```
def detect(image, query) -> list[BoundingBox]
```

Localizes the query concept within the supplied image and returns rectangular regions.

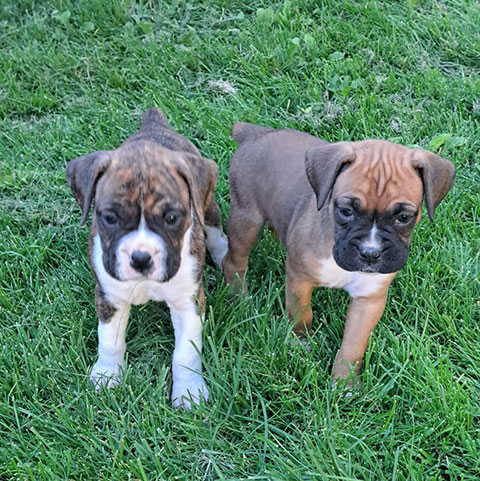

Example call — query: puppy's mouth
[123,271,152,281]
[358,265,380,273]
[333,245,385,273]
[114,260,180,283]
[128,263,154,278]
[118,267,171,283]
[356,251,384,273]
[116,273,170,284]
[339,260,383,274]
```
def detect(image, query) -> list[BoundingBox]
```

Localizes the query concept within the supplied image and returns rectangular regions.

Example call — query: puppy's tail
[141,108,168,130]
[231,122,274,144]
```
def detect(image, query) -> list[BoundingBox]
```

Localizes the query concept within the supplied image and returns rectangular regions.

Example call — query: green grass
[1,0,479,479]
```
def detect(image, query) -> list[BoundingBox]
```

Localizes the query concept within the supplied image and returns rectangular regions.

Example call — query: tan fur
[223,124,455,388]
[332,140,424,213]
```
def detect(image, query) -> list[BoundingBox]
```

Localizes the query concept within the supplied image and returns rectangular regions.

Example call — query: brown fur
[68,108,223,322]
[94,284,117,322]
[223,124,455,386]
[92,144,195,257]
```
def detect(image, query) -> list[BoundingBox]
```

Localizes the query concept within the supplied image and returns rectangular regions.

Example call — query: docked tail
[231,122,274,144]
[141,108,168,130]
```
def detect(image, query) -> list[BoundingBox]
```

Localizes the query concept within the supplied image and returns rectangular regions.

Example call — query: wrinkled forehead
[95,146,190,213]
[332,140,424,211]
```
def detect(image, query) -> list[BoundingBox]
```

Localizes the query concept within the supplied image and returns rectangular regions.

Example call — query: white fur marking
[317,257,353,288]
[361,222,381,250]
[204,225,228,267]
[90,304,130,389]
[344,271,389,298]
[116,217,167,281]
[93,227,197,306]
[317,256,389,298]
[92,225,207,407]
[169,300,209,408]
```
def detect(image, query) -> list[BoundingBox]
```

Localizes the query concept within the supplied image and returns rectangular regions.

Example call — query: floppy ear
[305,142,356,210]
[411,149,456,222]
[174,153,219,226]
[66,150,112,226]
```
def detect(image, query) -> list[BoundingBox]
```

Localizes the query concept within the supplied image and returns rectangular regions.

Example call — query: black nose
[130,250,152,272]
[358,245,382,264]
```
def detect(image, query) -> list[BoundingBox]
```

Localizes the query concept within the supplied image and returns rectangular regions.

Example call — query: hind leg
[222,204,264,295]
[204,196,228,268]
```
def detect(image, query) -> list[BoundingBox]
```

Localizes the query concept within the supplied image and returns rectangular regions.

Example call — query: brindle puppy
[67,108,227,407]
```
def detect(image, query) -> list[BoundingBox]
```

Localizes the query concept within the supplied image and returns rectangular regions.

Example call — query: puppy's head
[305,139,455,274]
[66,141,218,282]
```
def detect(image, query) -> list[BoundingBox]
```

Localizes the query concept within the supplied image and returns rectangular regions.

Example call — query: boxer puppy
[222,123,455,388]
[66,108,227,407]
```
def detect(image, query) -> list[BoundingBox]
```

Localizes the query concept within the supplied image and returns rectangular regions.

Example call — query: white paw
[171,375,209,409]
[205,226,228,268]
[90,360,124,389]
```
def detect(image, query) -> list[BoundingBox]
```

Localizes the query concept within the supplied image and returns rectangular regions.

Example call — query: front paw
[90,360,124,389]
[332,376,361,398]
[171,375,209,409]
[291,333,312,352]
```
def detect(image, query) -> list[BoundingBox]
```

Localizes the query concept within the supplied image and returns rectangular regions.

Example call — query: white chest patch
[93,227,198,309]
[316,256,390,298]
[317,257,353,288]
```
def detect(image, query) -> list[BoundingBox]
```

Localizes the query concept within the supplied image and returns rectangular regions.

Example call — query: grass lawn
[1,0,479,479]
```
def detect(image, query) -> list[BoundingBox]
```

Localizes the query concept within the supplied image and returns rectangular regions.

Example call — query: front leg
[332,291,389,388]
[90,285,131,389]
[286,274,315,339]
[169,297,209,408]
[285,259,315,339]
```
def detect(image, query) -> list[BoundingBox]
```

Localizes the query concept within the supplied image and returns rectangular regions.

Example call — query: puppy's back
[228,124,326,237]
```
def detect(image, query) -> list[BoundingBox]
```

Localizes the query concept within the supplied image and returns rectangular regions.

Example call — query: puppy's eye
[395,213,413,225]
[164,211,180,227]
[339,207,354,219]
[103,212,118,226]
